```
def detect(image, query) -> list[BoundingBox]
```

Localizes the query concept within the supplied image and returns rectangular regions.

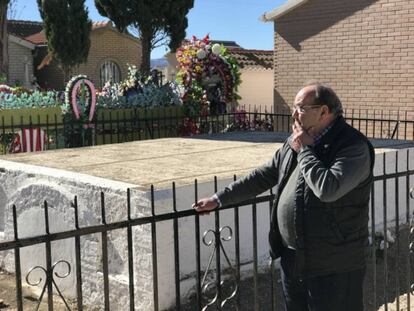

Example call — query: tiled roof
[8,20,113,46]
[227,48,273,70]
[179,38,272,70]
[92,21,112,29]
[25,31,47,45]
[210,40,242,49]
[7,20,43,38]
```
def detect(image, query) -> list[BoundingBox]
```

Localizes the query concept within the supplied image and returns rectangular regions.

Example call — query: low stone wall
[0,161,154,310]
[0,135,412,310]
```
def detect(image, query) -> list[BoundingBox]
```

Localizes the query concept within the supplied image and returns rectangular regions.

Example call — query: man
[193,82,375,311]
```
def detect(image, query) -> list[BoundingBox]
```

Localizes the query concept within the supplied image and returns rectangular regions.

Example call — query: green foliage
[0,89,59,109]
[181,82,204,117]
[94,0,194,73]
[38,0,92,72]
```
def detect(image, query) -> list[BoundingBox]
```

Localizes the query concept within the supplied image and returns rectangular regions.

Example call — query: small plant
[224,109,273,133]
[368,229,395,259]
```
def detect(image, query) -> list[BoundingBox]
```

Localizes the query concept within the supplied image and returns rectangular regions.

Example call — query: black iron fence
[0,108,413,154]
[0,150,413,310]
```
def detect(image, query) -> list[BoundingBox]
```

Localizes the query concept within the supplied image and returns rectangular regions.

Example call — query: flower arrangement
[368,229,395,260]
[64,74,87,111]
[63,75,97,124]
[176,34,241,117]
[97,64,183,109]
[0,84,14,94]
[178,117,199,136]
[61,75,98,147]
[0,84,59,110]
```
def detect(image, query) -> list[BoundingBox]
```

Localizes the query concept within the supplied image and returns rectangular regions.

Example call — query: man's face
[291,86,323,136]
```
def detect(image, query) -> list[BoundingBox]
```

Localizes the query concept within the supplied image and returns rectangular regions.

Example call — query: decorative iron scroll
[26,260,72,310]
[201,225,238,310]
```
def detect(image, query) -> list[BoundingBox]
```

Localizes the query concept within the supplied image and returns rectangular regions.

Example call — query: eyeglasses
[292,104,322,114]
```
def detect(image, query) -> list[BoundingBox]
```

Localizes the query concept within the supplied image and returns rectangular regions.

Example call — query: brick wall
[273,0,414,121]
[36,27,141,90]
[73,28,141,88]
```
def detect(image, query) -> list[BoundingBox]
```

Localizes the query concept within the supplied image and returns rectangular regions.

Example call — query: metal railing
[0,150,413,310]
[0,108,413,153]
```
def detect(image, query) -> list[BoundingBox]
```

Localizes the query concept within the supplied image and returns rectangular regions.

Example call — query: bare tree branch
[7,0,18,20]
[151,30,169,49]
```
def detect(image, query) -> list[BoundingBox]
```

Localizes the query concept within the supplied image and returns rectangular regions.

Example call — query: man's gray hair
[304,81,343,116]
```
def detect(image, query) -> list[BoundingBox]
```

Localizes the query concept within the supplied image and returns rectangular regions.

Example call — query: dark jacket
[217,116,375,278]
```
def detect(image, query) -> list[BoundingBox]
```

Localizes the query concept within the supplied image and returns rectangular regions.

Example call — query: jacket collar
[316,115,346,147]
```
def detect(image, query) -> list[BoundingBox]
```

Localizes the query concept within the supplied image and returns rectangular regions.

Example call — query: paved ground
[170,226,414,311]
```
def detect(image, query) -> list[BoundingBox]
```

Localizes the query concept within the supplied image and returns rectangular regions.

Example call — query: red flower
[202,34,210,44]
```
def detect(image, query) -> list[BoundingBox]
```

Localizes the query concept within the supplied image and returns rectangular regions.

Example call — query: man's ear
[320,105,329,117]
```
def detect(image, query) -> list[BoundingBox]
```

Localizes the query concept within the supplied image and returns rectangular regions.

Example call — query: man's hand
[289,121,314,152]
[192,197,218,215]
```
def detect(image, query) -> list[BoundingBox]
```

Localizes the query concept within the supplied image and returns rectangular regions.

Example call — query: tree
[0,0,10,81]
[37,0,92,79]
[95,0,194,74]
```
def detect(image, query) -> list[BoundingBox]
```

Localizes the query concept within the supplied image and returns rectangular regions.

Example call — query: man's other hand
[192,197,218,215]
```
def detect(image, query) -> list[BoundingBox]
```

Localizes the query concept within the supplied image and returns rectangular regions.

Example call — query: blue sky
[11,0,285,59]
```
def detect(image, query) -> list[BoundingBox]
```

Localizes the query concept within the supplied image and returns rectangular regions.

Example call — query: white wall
[151,178,272,308]
[151,148,414,308]
[8,40,34,88]
[0,147,413,310]
[238,69,274,113]
[371,149,414,231]
[0,161,154,310]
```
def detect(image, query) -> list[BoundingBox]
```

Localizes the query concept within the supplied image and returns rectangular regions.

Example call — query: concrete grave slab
[0,132,413,309]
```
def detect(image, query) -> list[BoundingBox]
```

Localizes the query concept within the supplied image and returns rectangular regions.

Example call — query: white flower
[205,44,211,50]
[196,49,207,59]
[212,43,221,55]
[379,240,385,250]
[386,230,395,243]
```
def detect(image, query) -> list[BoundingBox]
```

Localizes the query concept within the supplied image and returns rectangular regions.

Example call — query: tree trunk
[0,0,9,82]
[62,64,72,87]
[140,29,152,75]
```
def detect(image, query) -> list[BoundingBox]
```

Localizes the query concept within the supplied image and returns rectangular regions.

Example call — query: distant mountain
[151,58,169,68]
